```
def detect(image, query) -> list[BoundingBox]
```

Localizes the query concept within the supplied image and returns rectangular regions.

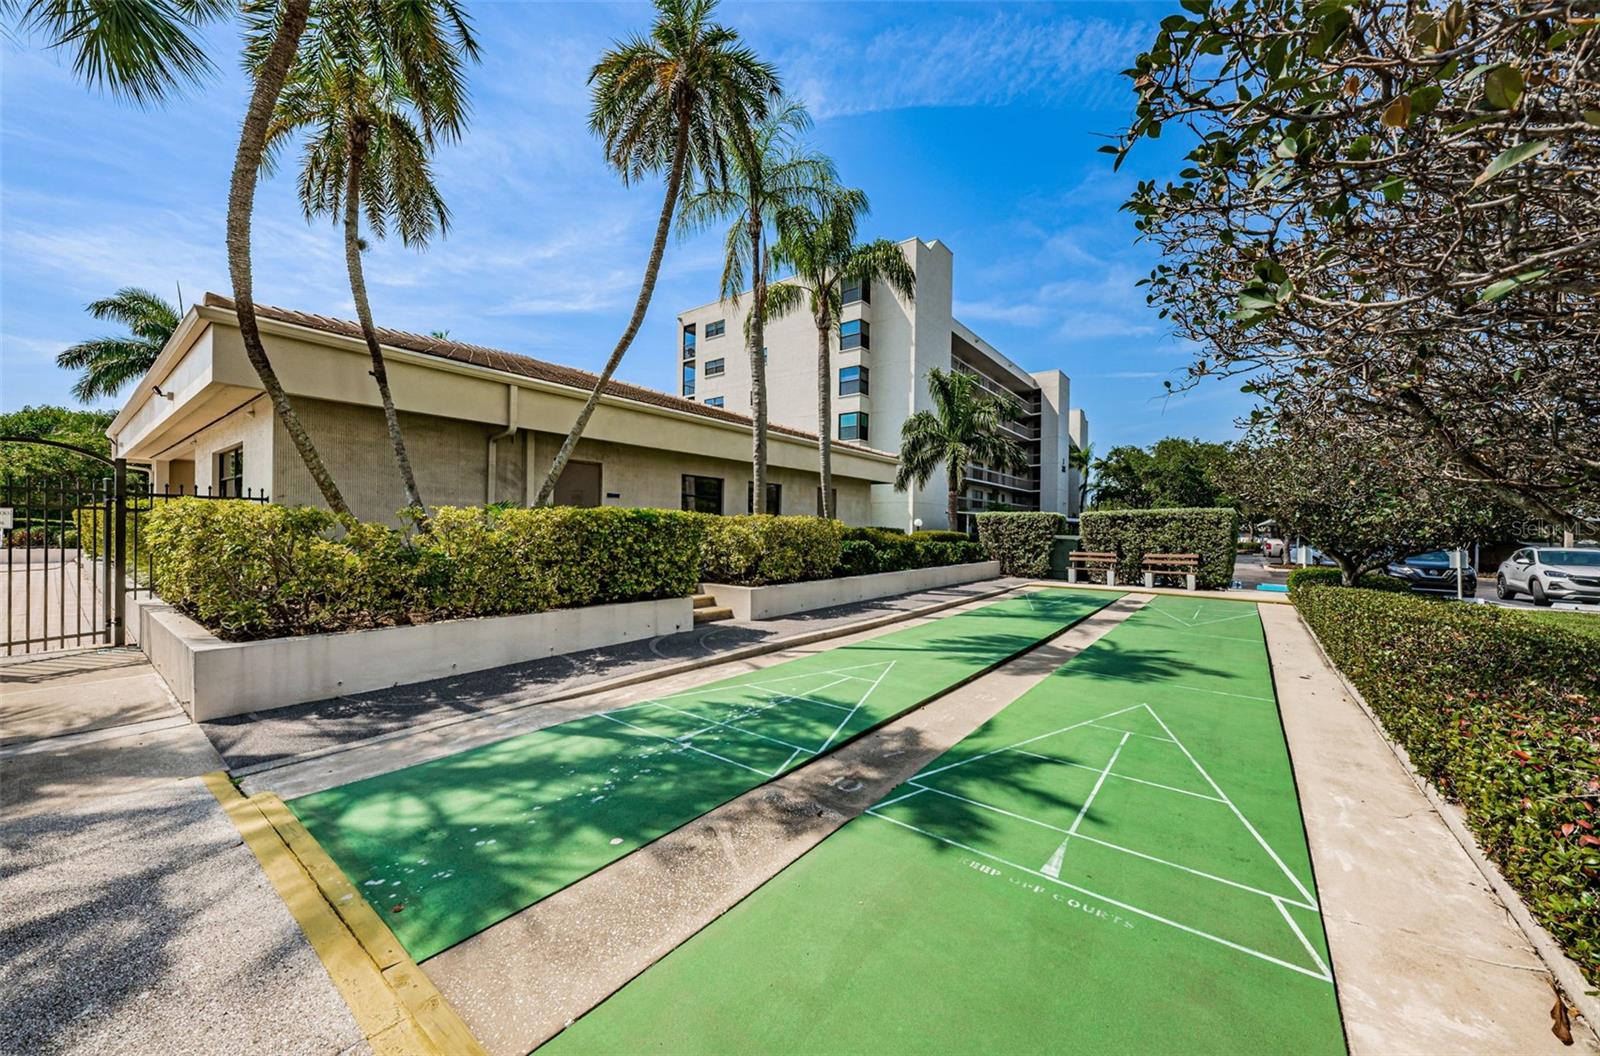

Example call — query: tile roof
[203,294,889,458]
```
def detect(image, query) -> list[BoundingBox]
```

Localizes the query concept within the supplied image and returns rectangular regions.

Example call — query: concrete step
[692,593,717,609]
[693,606,734,624]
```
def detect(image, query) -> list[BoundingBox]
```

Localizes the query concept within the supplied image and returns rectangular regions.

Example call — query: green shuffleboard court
[542,595,1346,1055]
[289,588,1116,961]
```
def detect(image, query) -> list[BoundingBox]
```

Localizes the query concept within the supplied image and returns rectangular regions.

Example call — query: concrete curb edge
[201,771,486,1055]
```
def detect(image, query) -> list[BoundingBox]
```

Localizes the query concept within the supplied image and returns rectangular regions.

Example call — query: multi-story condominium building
[676,237,1089,531]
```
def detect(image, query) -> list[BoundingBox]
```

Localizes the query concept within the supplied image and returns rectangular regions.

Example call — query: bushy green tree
[0,406,116,478]
[1090,437,1232,510]
[1227,428,1515,586]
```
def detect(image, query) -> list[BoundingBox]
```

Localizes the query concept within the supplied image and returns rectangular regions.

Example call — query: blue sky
[0,0,1250,451]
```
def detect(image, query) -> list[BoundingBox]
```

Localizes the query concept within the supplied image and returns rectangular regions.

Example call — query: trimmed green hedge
[1079,507,1238,589]
[698,514,844,587]
[975,512,1066,577]
[145,500,703,640]
[836,527,985,578]
[1295,586,1600,984]
[1286,567,1410,594]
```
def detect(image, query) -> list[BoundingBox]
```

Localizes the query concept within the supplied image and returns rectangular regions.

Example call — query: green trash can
[1049,534,1081,579]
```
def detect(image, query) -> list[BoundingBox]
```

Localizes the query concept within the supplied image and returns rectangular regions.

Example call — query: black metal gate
[1,439,265,656]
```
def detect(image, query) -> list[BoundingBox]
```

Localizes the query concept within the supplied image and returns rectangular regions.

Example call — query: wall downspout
[487,383,518,503]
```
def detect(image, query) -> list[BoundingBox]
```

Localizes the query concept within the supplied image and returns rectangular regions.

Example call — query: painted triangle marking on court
[1149,605,1259,630]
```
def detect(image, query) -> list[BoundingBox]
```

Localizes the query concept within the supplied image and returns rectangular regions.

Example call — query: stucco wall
[150,394,274,497]
[271,397,497,522]
[524,432,873,523]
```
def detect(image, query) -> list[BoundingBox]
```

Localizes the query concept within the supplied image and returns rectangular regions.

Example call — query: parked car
[1496,547,1600,606]
[1385,551,1476,594]
[1261,537,1286,561]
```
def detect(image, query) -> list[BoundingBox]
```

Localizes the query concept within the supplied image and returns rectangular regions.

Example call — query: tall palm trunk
[226,0,350,516]
[747,212,769,514]
[536,103,691,506]
[343,122,428,524]
[814,310,833,519]
[946,462,960,531]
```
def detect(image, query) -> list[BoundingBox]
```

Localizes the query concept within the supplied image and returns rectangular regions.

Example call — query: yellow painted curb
[203,772,485,1056]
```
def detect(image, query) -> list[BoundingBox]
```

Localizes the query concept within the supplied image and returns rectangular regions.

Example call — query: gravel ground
[203,579,1026,775]
[0,778,368,1056]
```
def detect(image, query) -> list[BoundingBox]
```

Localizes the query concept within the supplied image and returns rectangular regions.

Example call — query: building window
[705,396,725,408]
[682,324,696,359]
[838,411,869,442]
[216,445,244,497]
[705,358,725,377]
[746,481,782,514]
[682,363,695,397]
[681,474,723,514]
[839,365,869,396]
[842,278,871,305]
[840,318,869,350]
[705,319,726,339]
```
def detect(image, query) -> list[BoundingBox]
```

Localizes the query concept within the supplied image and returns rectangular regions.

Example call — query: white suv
[1496,547,1600,606]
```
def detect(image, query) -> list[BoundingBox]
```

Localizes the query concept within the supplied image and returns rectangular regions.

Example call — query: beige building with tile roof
[106,295,897,525]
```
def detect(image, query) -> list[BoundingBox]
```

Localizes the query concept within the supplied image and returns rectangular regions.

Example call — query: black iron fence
[1,454,268,655]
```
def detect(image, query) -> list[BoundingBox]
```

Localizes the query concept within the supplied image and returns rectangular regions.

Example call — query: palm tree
[894,367,1030,531]
[1,0,223,105]
[534,0,779,506]
[767,186,916,518]
[1069,440,1095,510]
[679,100,833,514]
[56,288,181,402]
[261,0,478,522]
[8,0,356,514]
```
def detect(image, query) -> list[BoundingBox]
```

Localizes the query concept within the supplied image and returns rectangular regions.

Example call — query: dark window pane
[705,396,724,407]
[839,365,869,395]
[838,412,869,442]
[681,363,696,397]
[746,481,782,514]
[681,474,723,514]
[705,358,725,377]
[705,319,726,338]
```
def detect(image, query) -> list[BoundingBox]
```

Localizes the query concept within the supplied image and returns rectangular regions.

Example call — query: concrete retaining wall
[134,596,693,721]
[703,561,1002,622]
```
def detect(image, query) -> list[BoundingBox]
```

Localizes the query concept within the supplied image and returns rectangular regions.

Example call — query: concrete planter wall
[704,560,1002,622]
[134,595,692,722]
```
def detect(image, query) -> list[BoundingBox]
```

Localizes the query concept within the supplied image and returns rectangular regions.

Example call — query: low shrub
[910,529,969,543]
[1286,567,1410,594]
[835,526,984,577]
[698,514,844,586]
[145,500,703,640]
[1079,507,1238,589]
[976,512,1066,577]
[1295,586,1600,984]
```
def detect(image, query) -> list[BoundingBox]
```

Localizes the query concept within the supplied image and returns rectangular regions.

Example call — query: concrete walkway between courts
[0,648,369,1056]
[1261,606,1598,1055]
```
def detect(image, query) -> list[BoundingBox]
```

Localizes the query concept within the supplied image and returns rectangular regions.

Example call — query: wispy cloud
[776,11,1148,119]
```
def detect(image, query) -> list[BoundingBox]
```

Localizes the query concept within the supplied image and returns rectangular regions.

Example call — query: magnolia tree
[1113,0,1600,532]
[1226,428,1515,584]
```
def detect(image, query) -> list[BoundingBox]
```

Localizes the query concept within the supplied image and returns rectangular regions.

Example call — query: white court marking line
[1150,605,1259,630]
[1275,897,1331,978]
[862,810,1333,984]
[1042,732,1130,878]
[811,660,896,756]
[1086,723,1175,743]
[631,674,854,711]
[642,664,889,706]
[594,712,778,778]
[1008,749,1225,802]
[638,700,813,754]
[1163,683,1275,704]
[912,705,1147,781]
[1142,706,1318,907]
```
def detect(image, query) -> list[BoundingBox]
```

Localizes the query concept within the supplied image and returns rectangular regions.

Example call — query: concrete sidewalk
[1261,605,1596,1055]
[0,649,369,1056]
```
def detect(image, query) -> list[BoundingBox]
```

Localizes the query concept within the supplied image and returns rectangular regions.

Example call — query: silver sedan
[1496,547,1600,606]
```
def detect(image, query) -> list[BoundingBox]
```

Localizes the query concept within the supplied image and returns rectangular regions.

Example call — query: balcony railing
[965,465,1040,491]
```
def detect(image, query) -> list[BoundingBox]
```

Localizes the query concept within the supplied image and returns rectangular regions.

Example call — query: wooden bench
[1141,553,1200,591]
[1067,550,1118,586]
